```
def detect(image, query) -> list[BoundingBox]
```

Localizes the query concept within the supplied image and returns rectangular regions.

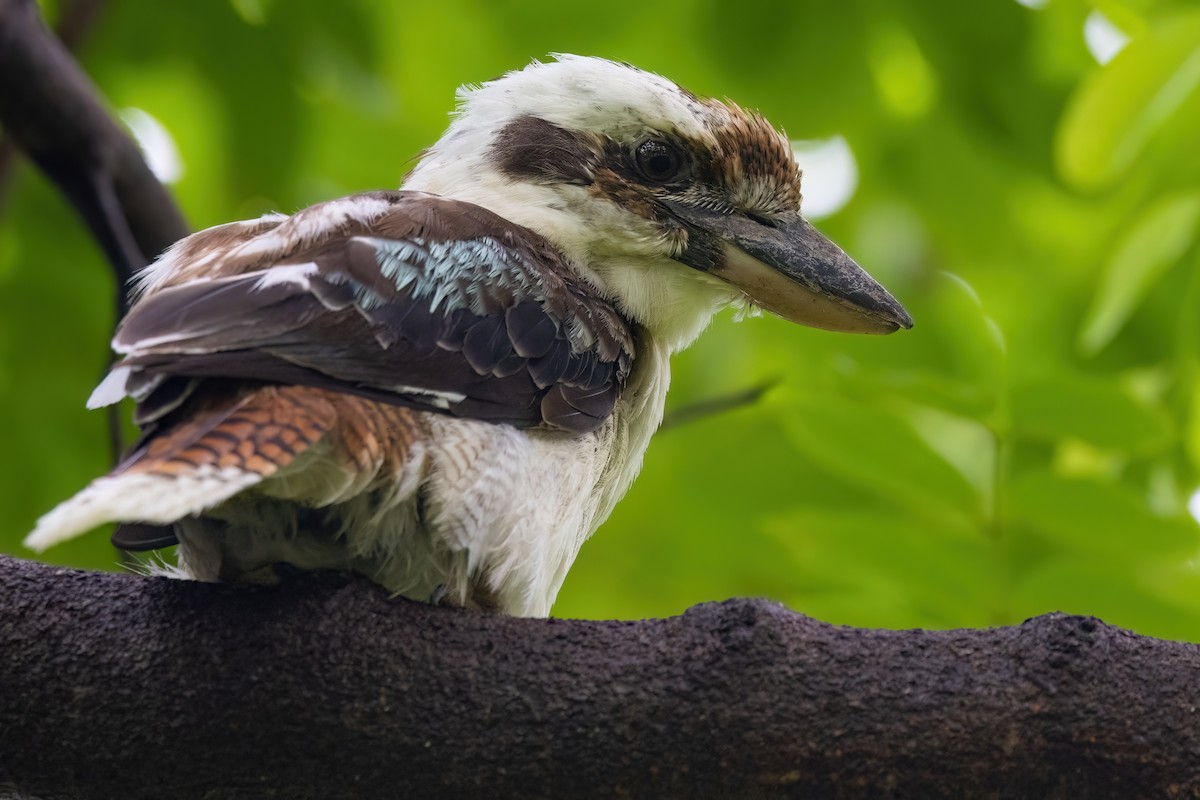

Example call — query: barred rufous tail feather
[24,386,335,552]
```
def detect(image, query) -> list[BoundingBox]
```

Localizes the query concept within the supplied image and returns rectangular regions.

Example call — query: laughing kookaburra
[26,55,911,616]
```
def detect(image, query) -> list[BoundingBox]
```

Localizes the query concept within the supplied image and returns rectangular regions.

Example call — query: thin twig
[660,378,779,431]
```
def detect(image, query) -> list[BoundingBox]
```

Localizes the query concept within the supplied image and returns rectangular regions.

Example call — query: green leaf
[1009,374,1172,453]
[928,272,1007,391]
[1013,558,1200,641]
[766,508,993,628]
[836,368,998,420]
[1010,471,1199,557]
[833,272,1005,421]
[557,409,851,621]
[1185,383,1200,471]
[1079,191,1200,355]
[771,391,983,526]
[1057,11,1200,189]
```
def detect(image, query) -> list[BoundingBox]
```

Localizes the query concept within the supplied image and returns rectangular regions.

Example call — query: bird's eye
[634,139,687,183]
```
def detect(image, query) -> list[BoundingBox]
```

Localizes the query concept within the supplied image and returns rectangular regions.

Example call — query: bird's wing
[96,190,635,436]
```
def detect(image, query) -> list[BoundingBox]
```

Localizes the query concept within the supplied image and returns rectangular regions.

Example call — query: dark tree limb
[0,0,111,215]
[0,0,188,310]
[1,555,1198,800]
[0,0,190,480]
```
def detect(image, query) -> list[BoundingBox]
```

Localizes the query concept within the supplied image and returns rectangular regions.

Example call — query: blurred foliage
[3,0,1200,637]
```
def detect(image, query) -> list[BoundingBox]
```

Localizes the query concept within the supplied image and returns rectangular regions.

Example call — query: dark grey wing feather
[527,338,573,389]
[461,316,510,374]
[559,383,618,417]
[505,302,559,358]
[104,192,634,435]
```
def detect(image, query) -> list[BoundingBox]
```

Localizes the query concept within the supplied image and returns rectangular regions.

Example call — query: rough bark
[0,0,188,307]
[1,554,1198,800]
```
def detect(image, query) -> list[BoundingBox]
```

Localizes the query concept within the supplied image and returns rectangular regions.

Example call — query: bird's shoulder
[107,191,635,434]
[145,191,591,302]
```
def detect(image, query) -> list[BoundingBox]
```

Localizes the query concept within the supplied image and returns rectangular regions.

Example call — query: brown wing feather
[112,386,424,551]
[109,191,634,436]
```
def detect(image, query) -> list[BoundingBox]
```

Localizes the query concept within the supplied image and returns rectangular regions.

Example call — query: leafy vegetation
[3,0,1199,637]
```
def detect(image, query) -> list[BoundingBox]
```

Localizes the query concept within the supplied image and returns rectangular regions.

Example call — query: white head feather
[404,55,742,351]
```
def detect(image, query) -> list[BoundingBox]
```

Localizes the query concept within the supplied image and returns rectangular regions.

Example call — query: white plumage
[26,56,910,616]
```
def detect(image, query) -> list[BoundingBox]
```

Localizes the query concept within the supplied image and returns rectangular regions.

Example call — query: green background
[4,0,1200,637]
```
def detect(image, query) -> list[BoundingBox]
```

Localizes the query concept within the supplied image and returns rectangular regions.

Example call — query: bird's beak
[665,202,913,334]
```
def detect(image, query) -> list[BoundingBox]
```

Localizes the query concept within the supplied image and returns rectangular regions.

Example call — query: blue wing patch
[103,193,634,435]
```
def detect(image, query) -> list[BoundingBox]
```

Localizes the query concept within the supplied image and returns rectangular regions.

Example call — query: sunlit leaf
[1013,559,1200,642]
[903,405,997,503]
[928,272,1007,391]
[836,367,997,420]
[1057,10,1200,189]
[1009,374,1172,453]
[868,24,937,120]
[1010,471,1199,557]
[1186,385,1200,472]
[1079,191,1200,355]
[766,508,993,629]
[834,272,1005,421]
[772,391,983,527]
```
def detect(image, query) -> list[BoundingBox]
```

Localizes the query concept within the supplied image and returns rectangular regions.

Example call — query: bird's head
[403,55,911,350]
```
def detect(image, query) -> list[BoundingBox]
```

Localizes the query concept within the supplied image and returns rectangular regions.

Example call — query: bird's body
[27,56,910,616]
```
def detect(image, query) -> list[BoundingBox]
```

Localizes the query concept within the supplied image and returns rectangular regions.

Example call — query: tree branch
[1,555,1197,799]
[0,0,111,216]
[0,0,187,310]
[0,0,190,484]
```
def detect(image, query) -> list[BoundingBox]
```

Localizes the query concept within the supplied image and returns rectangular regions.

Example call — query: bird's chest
[197,346,670,617]
[385,344,671,614]
[587,342,671,529]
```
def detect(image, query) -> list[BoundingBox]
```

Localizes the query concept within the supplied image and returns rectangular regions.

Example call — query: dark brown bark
[0,0,190,473]
[0,0,110,215]
[1,554,1198,800]
[0,0,187,309]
